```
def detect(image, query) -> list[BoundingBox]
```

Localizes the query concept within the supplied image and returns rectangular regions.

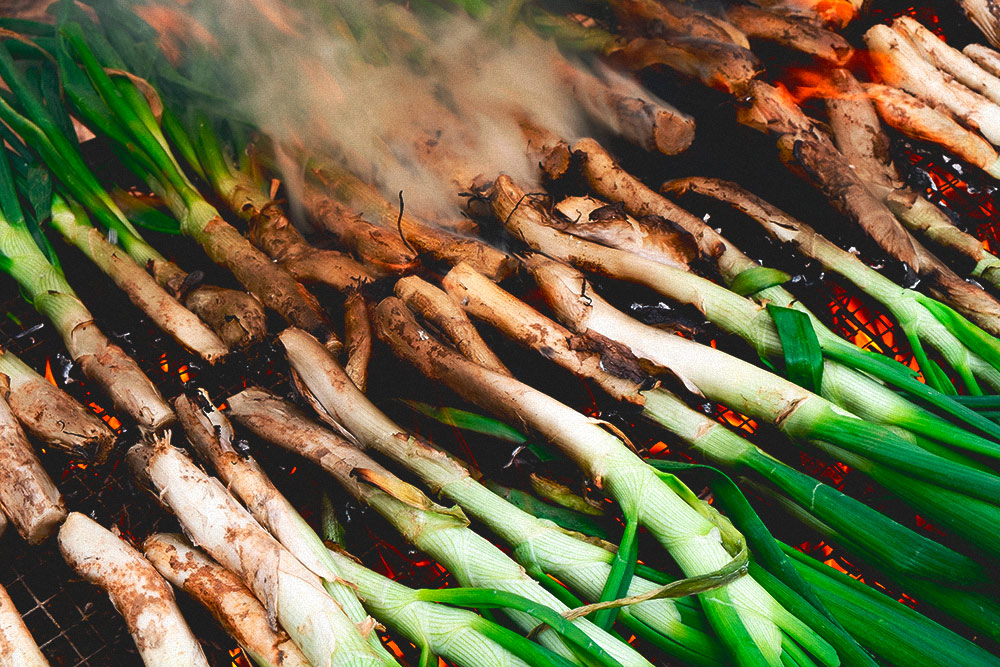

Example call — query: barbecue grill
[0,1,997,664]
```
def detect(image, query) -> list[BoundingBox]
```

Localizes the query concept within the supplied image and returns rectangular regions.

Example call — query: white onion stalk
[965,43,1000,78]
[226,383,652,667]
[0,581,47,666]
[57,512,209,667]
[865,24,1000,146]
[173,392,397,664]
[126,440,395,667]
[0,393,64,544]
[494,173,1000,456]
[367,302,837,667]
[893,16,1000,105]
[270,329,721,665]
[143,533,309,667]
[48,196,228,364]
[529,259,1000,502]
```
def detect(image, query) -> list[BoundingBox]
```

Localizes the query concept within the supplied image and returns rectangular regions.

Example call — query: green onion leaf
[591,513,638,629]
[767,305,823,393]
[918,295,1000,375]
[731,267,792,297]
[415,587,621,667]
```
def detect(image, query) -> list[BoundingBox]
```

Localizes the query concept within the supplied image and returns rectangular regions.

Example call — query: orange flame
[44,357,56,386]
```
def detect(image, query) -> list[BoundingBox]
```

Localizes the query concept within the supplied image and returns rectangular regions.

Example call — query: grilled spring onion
[126,439,399,667]
[224,385,651,667]
[273,329,724,667]
[661,177,1000,395]
[143,533,310,667]
[173,392,397,665]
[0,146,172,431]
[0,37,265,351]
[369,301,838,667]
[56,24,337,347]
[47,193,229,362]
[0,346,114,461]
[491,173,1000,456]
[58,512,210,667]
[530,258,1000,557]
[0,391,64,544]
[168,117,375,293]
[442,261,986,586]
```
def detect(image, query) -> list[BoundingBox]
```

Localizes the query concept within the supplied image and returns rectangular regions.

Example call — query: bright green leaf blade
[767,304,823,393]
[591,513,638,629]
[731,267,791,297]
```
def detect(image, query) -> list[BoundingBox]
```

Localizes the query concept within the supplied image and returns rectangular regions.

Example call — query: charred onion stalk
[823,69,1000,293]
[493,172,1000,450]
[865,24,1000,146]
[300,182,419,277]
[367,303,838,667]
[173,392,396,664]
[443,261,986,589]
[57,512,210,666]
[721,4,853,64]
[663,177,1000,394]
[143,533,310,667]
[529,9,762,94]
[308,161,517,281]
[0,582,46,667]
[607,0,749,47]
[0,347,114,460]
[957,0,1000,49]
[0,150,172,431]
[273,329,726,667]
[554,57,695,155]
[127,439,397,667]
[893,16,1000,105]
[226,383,653,667]
[746,0,861,29]
[343,289,372,392]
[521,120,572,180]
[738,80,1000,336]
[529,260,1000,561]
[174,118,375,293]
[0,393,65,544]
[864,83,1000,179]
[395,275,510,375]
[59,26,338,347]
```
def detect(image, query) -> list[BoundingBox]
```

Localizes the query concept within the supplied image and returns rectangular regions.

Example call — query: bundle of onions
[59,24,338,347]
[177,393,589,667]
[126,439,398,667]
[172,392,396,664]
[274,327,726,666]
[0,40,265,352]
[143,533,310,667]
[367,300,838,666]
[491,173,1000,455]
[224,383,650,667]
[58,512,209,666]
[0,140,171,431]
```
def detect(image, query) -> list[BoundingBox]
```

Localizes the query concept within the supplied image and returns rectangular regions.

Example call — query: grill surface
[1,2,998,665]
